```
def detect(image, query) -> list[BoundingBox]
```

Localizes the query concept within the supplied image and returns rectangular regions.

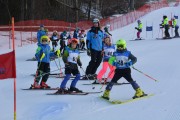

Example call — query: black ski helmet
[163,15,167,19]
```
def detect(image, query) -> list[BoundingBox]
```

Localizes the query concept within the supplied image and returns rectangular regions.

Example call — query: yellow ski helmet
[116,39,126,49]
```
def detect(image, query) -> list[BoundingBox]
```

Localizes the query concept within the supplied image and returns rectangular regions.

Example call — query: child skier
[55,38,83,94]
[102,39,146,100]
[79,29,86,50]
[172,17,179,37]
[135,20,143,40]
[93,36,115,84]
[104,24,112,37]
[31,35,60,89]
[50,31,59,52]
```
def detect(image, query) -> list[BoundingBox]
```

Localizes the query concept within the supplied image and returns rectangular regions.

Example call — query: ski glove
[55,49,61,57]
[135,27,138,29]
[40,53,45,61]
[125,61,133,67]
[87,49,91,56]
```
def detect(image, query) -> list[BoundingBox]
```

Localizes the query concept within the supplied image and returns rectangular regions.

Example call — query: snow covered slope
[1,6,180,120]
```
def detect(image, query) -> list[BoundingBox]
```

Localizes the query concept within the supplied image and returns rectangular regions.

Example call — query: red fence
[0,0,179,48]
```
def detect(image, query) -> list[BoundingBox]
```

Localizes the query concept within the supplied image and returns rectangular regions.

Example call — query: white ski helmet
[93,18,100,23]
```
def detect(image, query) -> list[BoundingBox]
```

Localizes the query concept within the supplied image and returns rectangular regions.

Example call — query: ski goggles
[42,39,48,42]
[117,45,124,48]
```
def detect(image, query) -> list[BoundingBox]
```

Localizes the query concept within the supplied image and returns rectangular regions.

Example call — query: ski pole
[35,68,64,78]
[80,67,95,89]
[53,59,60,70]
[132,66,158,82]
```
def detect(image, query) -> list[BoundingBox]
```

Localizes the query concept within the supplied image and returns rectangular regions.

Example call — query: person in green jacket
[102,39,146,100]
[172,17,179,37]
[55,38,83,94]
[160,15,170,38]
[135,20,143,40]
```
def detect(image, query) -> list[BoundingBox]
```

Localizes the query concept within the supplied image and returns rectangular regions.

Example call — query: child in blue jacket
[31,35,60,89]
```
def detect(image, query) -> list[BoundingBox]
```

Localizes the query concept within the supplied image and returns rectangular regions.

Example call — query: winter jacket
[86,26,104,51]
[108,49,137,69]
[62,46,82,66]
[37,30,46,45]
[103,44,115,62]
[35,44,56,63]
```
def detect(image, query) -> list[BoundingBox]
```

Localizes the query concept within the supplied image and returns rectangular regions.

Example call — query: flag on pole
[146,26,153,31]
[174,15,178,19]
[0,50,16,79]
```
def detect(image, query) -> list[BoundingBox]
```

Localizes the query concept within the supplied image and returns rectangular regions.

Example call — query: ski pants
[175,27,179,37]
[137,31,141,38]
[86,49,103,75]
[35,62,50,83]
[97,61,115,81]
[60,64,80,88]
[106,68,140,91]
[60,74,80,88]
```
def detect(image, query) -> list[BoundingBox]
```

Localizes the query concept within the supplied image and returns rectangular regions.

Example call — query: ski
[26,57,57,61]
[82,82,130,85]
[46,91,102,95]
[100,94,154,104]
[129,39,145,41]
[56,75,86,78]
[22,87,59,90]
[84,91,103,94]
[31,73,64,77]
[173,36,180,38]
[47,92,88,95]
[156,37,172,40]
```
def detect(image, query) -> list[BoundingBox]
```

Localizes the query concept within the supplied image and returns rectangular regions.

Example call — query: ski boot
[55,88,70,94]
[133,88,147,99]
[31,82,41,89]
[102,90,110,100]
[69,87,83,93]
[40,82,51,89]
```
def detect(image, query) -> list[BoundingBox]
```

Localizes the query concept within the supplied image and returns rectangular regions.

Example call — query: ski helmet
[71,38,78,44]
[40,35,49,44]
[93,18,100,23]
[40,24,44,28]
[163,15,167,19]
[116,39,126,49]
[63,31,67,34]
[137,20,141,23]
